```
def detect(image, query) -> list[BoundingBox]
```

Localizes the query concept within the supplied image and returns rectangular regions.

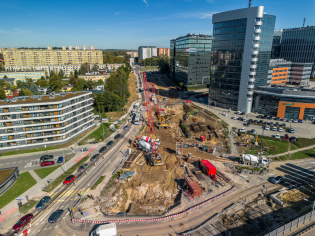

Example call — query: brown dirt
[0,168,15,185]
[125,71,139,112]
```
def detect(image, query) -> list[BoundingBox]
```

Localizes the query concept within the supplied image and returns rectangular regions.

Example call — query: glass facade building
[170,34,212,89]
[209,6,275,113]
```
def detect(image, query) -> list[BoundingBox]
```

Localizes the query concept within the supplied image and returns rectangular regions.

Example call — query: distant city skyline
[1,0,314,49]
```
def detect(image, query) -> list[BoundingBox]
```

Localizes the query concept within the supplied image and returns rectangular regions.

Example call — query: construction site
[98,72,234,215]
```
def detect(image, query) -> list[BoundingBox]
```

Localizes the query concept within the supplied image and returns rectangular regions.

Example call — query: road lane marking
[39,208,54,222]
[84,188,90,195]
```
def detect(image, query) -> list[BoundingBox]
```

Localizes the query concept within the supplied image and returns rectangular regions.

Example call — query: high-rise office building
[138,46,157,60]
[280,26,315,63]
[0,46,102,66]
[170,33,212,89]
[271,30,282,59]
[209,6,275,113]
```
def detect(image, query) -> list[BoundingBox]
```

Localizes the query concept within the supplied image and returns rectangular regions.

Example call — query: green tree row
[102,51,131,64]
[139,55,170,74]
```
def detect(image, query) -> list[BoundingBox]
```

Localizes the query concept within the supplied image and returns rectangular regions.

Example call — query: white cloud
[175,12,214,19]
[143,0,148,6]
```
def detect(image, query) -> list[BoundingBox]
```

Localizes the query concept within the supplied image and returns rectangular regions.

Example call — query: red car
[12,214,33,232]
[284,134,290,140]
[41,161,55,166]
[63,175,75,185]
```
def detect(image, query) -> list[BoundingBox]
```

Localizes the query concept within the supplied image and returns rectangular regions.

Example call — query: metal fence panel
[292,219,299,226]
[305,212,311,219]
[270,229,277,236]
[284,222,291,229]
[291,223,297,230]
[284,228,290,234]
[300,215,306,222]
[277,226,284,233]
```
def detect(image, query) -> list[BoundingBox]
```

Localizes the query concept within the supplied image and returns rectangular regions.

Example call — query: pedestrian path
[29,170,42,182]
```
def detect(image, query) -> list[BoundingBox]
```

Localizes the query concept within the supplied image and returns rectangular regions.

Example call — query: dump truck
[89,223,117,236]
[240,154,269,166]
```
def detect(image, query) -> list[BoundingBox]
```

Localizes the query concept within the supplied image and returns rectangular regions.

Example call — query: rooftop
[0,91,90,105]
[0,71,44,74]
[0,168,16,185]
[255,85,315,98]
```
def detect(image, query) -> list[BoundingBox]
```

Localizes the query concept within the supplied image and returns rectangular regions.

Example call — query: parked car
[248,129,256,134]
[278,127,283,132]
[114,134,121,140]
[140,107,145,111]
[270,122,274,126]
[128,118,132,122]
[284,134,290,140]
[254,120,258,123]
[40,155,53,161]
[41,161,54,167]
[257,115,263,118]
[243,117,248,122]
[12,214,34,232]
[282,118,287,122]
[275,134,281,139]
[237,111,243,115]
[272,127,277,131]
[36,196,51,210]
[57,156,63,164]
[268,116,273,120]
[232,116,238,120]
[282,123,286,127]
[80,148,88,152]
[48,210,64,223]
[293,119,298,123]
[123,125,128,130]
[275,122,279,126]
[78,163,88,172]
[238,127,246,133]
[264,126,270,130]
[269,176,285,184]
[258,120,263,124]
[106,140,114,147]
[99,146,107,153]
[288,119,293,123]
[298,119,303,123]
[289,128,295,133]
[249,119,253,123]
[63,175,75,185]
[90,141,97,144]
[90,154,99,162]
[290,136,297,142]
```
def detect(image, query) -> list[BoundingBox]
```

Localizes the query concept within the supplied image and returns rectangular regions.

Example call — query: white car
[232,116,239,120]
[238,127,246,132]
[264,126,270,130]
[140,107,145,111]
[237,111,243,115]
[128,118,132,122]
[275,134,280,139]
[293,119,298,123]
[243,117,248,122]
[272,127,277,131]
[278,127,283,132]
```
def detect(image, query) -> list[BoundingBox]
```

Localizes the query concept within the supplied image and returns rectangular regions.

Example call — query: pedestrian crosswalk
[49,187,91,201]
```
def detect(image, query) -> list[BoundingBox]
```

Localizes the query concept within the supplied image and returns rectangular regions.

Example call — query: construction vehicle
[240,154,269,166]
[192,117,198,122]
[142,72,163,165]
[149,82,170,129]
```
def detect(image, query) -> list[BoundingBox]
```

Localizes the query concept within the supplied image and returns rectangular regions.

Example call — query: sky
[0,0,314,50]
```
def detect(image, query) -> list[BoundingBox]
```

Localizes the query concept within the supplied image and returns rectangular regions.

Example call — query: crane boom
[142,72,157,155]
[150,82,161,120]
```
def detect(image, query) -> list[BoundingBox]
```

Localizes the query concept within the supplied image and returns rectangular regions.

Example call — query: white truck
[90,223,117,236]
[240,154,269,166]
[134,102,140,109]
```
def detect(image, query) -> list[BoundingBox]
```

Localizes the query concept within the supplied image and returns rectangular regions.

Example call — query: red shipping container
[200,160,216,176]
[185,177,202,198]
[200,135,205,141]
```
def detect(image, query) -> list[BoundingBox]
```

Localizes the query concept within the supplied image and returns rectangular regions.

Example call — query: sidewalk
[266,144,315,158]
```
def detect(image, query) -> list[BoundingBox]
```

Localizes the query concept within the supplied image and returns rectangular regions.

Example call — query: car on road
[298,119,303,123]
[278,127,283,132]
[289,128,295,133]
[275,134,280,139]
[282,123,286,127]
[237,111,243,115]
[63,175,75,185]
[99,146,107,153]
[48,210,64,223]
[272,127,277,131]
[80,148,88,152]
[12,214,33,232]
[232,116,238,120]
[106,140,114,147]
[57,156,63,163]
[284,134,290,140]
[78,163,88,172]
[290,136,297,142]
[90,154,99,162]
[248,129,256,134]
[36,196,51,210]
[269,176,285,184]
[238,127,246,133]
[114,134,121,140]
[41,161,54,167]
[293,119,298,123]
[40,155,53,161]
[123,125,128,130]
[264,126,270,130]
[128,118,132,122]
[282,118,287,122]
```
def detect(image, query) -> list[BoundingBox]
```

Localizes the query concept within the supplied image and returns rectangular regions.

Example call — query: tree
[4,82,11,89]
[22,88,33,96]
[158,55,170,74]
[26,78,33,88]
[3,75,8,79]
[85,80,95,90]
[69,71,74,77]
[49,75,63,91]
[72,78,86,91]
[97,79,104,85]
[69,76,77,85]
[74,69,79,78]
[16,81,22,89]
[0,89,6,99]
[92,64,99,72]
[50,70,55,77]
[0,62,5,72]
[79,63,90,75]
[58,69,65,78]
[10,85,17,93]
[46,86,53,95]
[30,83,39,94]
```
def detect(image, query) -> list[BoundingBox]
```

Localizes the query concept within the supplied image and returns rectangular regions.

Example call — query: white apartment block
[138,46,157,60]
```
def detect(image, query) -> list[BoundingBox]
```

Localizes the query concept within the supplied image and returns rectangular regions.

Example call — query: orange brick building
[158,48,170,57]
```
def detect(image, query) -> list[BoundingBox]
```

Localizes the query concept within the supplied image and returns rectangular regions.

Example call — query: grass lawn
[274,148,315,161]
[79,123,113,145]
[245,136,291,155]
[43,155,90,192]
[0,127,95,157]
[91,176,105,190]
[20,200,38,214]
[0,172,37,209]
[34,166,60,179]
[292,138,315,148]
[139,66,158,71]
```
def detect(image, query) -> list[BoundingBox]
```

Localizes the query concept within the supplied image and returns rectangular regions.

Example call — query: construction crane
[150,82,170,128]
[142,72,163,165]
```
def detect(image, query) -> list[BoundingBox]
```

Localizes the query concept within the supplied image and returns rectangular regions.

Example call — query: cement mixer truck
[138,141,151,152]
[240,154,269,166]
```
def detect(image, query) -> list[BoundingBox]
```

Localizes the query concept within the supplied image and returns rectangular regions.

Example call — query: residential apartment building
[268,59,313,85]
[0,71,45,82]
[170,33,212,89]
[158,48,170,57]
[209,6,275,113]
[138,46,157,60]
[0,53,4,65]
[0,91,94,151]
[79,73,110,83]
[98,63,124,70]
[0,46,103,67]
[280,26,315,63]
[126,52,138,58]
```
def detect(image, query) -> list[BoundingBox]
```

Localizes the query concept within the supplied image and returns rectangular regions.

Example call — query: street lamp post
[258,128,265,168]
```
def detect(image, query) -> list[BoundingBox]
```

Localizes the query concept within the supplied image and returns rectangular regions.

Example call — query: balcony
[255,21,262,26]
[249,64,257,69]
[2,116,12,120]
[5,122,12,127]
[254,29,261,34]
[247,84,255,89]
[253,36,261,41]
[249,71,256,76]
[252,43,260,48]
[248,78,255,83]
[251,50,259,55]
[250,58,258,62]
